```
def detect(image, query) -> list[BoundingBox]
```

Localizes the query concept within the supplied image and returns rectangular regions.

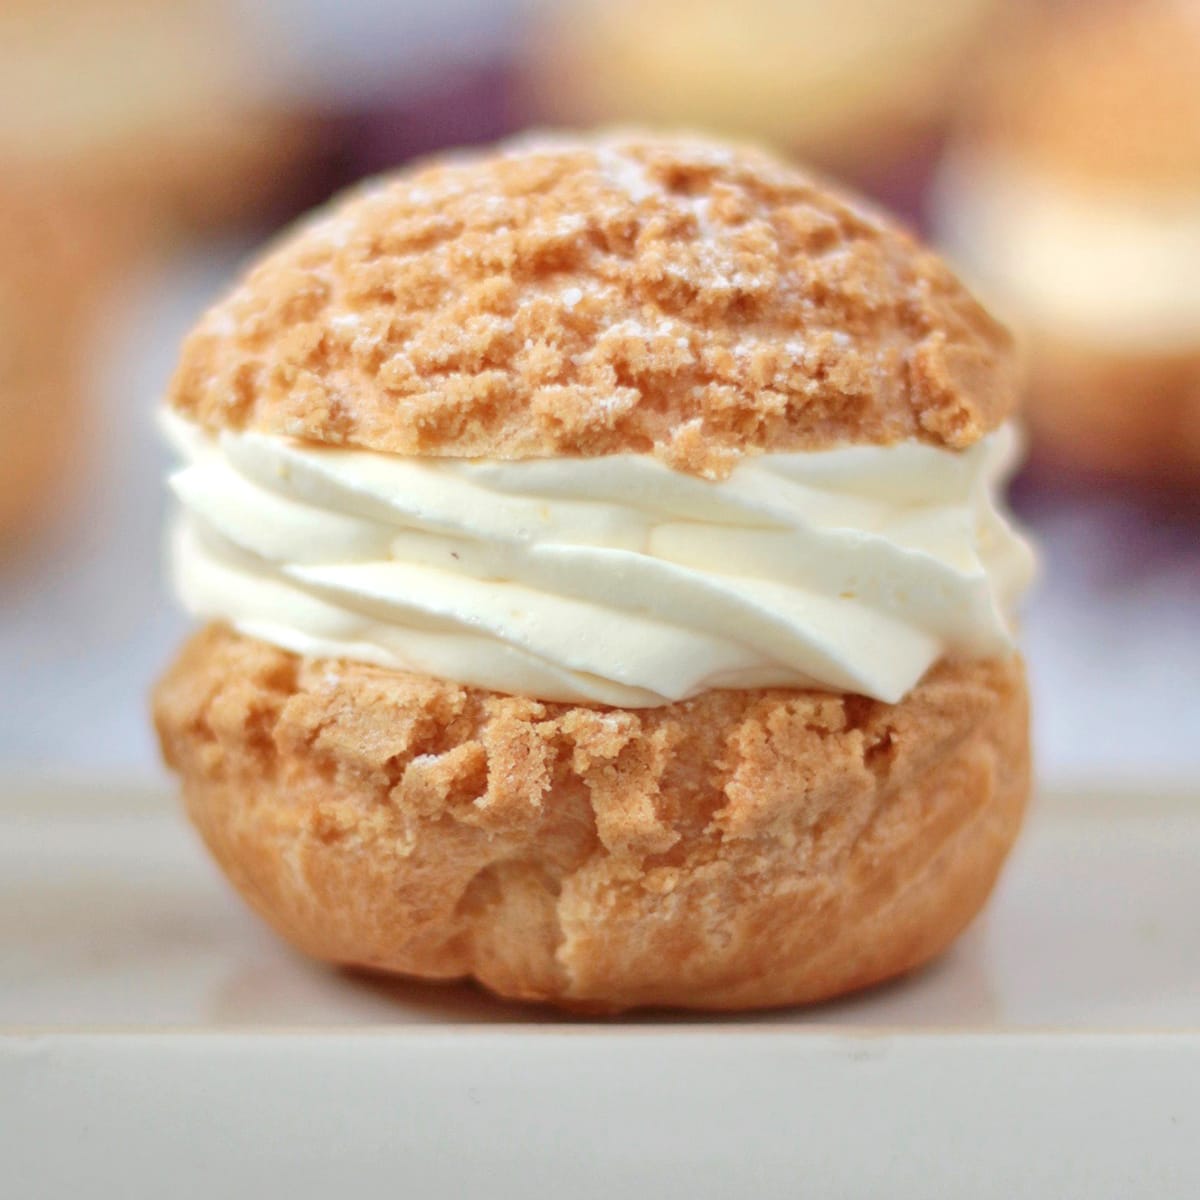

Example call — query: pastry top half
[169,132,1017,478]
[162,132,1033,710]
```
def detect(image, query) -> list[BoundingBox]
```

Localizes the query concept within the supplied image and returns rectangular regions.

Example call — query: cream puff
[153,132,1035,1012]
[933,0,1200,486]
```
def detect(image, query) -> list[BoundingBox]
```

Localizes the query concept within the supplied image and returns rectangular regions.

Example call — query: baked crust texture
[168,132,1016,478]
[154,625,1030,1012]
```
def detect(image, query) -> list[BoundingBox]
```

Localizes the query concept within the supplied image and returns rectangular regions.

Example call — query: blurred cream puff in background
[933,0,1200,489]
[0,0,325,240]
[0,172,116,547]
[0,0,334,554]
[521,0,1003,212]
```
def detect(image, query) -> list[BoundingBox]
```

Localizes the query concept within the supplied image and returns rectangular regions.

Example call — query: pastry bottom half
[154,625,1030,1013]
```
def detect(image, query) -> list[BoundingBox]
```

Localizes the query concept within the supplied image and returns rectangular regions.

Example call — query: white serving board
[2,777,1198,1197]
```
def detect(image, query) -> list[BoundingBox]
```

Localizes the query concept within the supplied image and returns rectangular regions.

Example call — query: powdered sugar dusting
[595,145,658,203]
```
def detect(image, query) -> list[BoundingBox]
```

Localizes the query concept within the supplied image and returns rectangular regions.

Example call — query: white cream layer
[935,152,1200,350]
[162,412,1034,707]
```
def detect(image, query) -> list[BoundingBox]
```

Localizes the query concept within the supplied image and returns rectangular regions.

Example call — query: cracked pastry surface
[154,626,1029,1012]
[169,132,1016,479]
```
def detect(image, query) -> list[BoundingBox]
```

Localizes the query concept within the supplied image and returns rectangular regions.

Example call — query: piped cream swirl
[162,411,1034,707]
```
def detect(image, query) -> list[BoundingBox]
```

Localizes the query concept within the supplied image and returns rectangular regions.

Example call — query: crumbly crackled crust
[168,132,1016,478]
[963,0,1200,190]
[153,626,1029,1012]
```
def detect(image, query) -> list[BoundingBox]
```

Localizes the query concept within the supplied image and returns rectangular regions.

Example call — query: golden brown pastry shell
[154,625,1030,1013]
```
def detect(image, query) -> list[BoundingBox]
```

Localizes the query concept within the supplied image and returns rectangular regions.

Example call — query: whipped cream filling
[161,411,1034,707]
[935,152,1200,350]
